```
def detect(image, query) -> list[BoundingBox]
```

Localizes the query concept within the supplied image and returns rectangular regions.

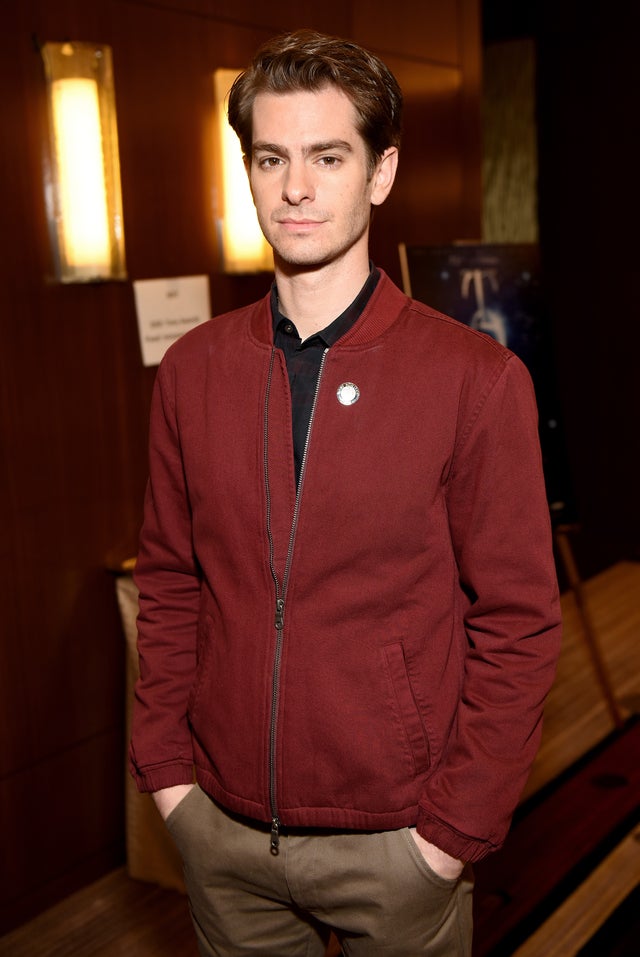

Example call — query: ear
[370,147,399,207]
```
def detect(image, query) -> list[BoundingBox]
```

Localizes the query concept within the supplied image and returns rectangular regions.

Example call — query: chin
[273,247,333,269]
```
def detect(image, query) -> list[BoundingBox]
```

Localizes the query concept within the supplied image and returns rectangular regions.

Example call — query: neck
[274,255,371,340]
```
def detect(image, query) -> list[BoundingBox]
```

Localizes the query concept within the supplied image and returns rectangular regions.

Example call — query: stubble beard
[262,211,370,273]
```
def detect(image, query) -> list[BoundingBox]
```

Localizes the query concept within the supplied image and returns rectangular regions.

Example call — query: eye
[318,155,340,168]
[258,156,283,169]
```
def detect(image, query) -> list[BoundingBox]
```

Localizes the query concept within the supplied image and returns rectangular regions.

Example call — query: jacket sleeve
[129,360,200,792]
[417,353,562,862]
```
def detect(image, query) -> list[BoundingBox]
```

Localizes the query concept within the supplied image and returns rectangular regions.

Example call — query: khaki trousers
[166,785,473,957]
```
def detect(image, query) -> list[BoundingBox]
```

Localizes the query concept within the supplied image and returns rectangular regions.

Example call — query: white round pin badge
[336,382,360,406]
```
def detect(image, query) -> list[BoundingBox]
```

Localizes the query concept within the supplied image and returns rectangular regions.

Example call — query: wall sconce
[41,41,126,283]
[213,68,272,274]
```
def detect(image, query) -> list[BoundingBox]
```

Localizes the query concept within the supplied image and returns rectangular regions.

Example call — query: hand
[409,828,465,880]
[152,783,195,821]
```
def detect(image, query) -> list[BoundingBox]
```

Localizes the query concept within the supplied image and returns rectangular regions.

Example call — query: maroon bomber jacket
[130,270,562,864]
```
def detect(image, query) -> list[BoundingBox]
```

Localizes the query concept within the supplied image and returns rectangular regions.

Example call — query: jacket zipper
[263,346,329,854]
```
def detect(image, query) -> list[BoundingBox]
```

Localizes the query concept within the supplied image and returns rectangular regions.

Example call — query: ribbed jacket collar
[248,269,410,348]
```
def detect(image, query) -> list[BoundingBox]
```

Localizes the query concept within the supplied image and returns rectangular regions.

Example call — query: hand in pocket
[408,828,465,880]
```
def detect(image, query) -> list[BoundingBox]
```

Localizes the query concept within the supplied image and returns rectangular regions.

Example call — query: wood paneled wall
[0,0,482,932]
[535,4,640,576]
[482,0,640,576]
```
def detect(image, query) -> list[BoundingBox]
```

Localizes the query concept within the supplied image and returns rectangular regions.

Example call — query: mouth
[278,218,324,227]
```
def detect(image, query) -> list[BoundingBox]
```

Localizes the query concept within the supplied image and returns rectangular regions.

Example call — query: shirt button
[284,323,294,334]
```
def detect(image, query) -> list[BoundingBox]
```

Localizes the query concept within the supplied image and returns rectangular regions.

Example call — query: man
[130,29,562,957]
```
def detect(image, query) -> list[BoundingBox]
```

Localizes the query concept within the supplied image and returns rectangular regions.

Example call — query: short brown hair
[227,30,403,175]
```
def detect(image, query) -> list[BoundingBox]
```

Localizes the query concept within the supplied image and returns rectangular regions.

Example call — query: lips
[273,208,328,226]
[278,218,324,226]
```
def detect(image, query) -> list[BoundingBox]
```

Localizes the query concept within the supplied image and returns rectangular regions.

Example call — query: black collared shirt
[272,266,380,485]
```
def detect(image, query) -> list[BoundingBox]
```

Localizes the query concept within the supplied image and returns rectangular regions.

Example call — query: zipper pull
[270,816,281,855]
[275,598,285,631]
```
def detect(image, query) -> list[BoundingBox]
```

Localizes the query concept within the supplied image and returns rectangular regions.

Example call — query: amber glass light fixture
[213,68,272,274]
[41,41,126,282]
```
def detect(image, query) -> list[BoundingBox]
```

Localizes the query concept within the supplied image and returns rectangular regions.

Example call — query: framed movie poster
[399,242,573,520]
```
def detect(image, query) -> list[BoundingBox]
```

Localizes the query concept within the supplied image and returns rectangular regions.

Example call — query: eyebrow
[251,139,354,159]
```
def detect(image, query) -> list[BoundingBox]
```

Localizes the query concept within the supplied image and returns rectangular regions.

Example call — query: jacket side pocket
[383,641,431,776]
[187,614,214,720]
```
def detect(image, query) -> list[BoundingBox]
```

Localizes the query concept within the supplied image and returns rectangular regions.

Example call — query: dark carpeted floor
[472,718,640,956]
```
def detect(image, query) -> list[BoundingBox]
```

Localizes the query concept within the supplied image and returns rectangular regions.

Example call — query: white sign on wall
[133,275,211,367]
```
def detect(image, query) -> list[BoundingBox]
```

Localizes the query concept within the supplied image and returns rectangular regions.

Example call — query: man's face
[248,86,395,271]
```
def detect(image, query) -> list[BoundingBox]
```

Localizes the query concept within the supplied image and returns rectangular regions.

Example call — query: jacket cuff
[129,757,195,794]
[417,806,500,864]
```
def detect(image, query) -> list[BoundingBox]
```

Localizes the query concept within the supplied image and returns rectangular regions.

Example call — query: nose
[282,159,315,205]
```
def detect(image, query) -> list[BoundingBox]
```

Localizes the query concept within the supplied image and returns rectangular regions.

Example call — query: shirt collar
[271,265,380,346]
